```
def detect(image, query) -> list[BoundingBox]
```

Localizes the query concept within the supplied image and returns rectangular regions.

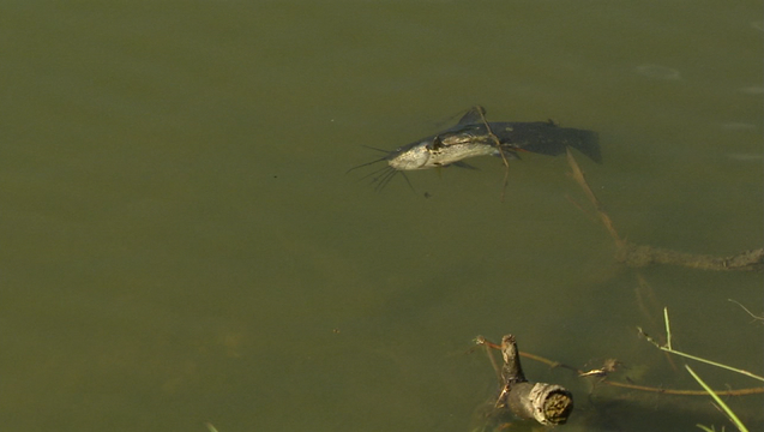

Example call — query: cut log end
[533,384,574,425]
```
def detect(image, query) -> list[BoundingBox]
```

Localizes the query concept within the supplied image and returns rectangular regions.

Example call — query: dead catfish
[348,106,601,190]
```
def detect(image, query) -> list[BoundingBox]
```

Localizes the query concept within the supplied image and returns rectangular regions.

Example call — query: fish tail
[568,130,602,164]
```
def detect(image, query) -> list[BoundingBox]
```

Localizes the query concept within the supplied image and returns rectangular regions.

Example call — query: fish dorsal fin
[457,106,487,125]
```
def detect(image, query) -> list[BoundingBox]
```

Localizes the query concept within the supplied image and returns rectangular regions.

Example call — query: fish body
[488,120,601,163]
[349,106,601,190]
[386,109,601,169]
[386,125,512,171]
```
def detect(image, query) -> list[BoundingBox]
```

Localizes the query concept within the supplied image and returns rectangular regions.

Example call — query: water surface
[1,2,762,431]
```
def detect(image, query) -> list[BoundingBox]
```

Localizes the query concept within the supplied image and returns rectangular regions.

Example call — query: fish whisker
[346,156,388,174]
[360,145,393,154]
[358,164,394,182]
[399,171,415,192]
[372,166,400,192]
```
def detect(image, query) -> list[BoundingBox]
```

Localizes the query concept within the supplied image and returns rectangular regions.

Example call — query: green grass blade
[686,365,748,432]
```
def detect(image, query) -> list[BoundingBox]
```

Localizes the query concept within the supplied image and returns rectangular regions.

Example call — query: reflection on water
[1,1,762,432]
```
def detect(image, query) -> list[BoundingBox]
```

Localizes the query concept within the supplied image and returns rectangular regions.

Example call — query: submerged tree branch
[565,148,764,272]
[618,244,764,271]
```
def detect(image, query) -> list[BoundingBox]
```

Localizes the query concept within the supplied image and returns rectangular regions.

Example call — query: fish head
[387,140,433,170]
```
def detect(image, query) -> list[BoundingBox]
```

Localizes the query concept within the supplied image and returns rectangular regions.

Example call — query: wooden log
[497,334,574,426]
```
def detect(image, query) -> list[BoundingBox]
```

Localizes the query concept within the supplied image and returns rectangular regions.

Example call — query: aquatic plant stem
[664,307,673,350]
[640,308,764,382]
[686,365,749,432]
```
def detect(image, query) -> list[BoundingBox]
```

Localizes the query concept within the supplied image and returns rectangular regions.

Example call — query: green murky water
[1,2,762,431]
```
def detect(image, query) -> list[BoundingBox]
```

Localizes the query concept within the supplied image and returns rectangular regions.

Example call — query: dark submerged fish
[348,106,601,190]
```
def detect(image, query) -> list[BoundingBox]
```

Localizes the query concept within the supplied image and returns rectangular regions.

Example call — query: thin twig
[728,299,764,323]
[476,336,764,397]
[475,336,503,383]
[476,107,510,201]
[565,148,624,248]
